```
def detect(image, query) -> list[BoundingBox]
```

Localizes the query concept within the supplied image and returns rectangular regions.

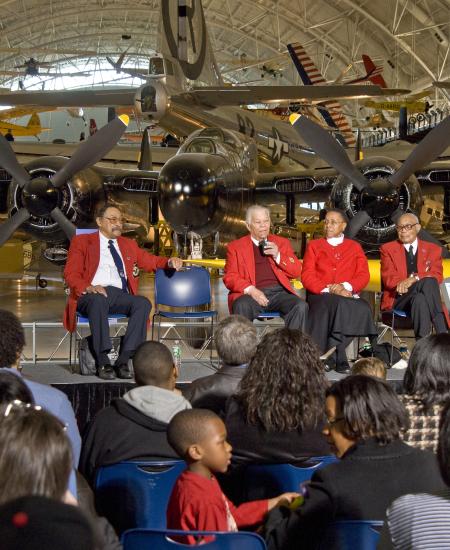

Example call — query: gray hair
[245,204,271,225]
[398,212,420,225]
[215,315,257,365]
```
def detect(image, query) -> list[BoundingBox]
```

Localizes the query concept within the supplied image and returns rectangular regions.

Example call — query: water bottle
[172,340,182,369]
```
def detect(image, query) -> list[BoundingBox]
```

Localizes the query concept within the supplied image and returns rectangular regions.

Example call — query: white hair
[398,212,420,224]
[245,204,271,225]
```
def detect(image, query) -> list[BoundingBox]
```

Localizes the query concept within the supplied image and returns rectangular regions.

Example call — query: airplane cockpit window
[186,139,217,154]
[164,59,174,76]
[148,57,165,75]
[141,86,157,112]
[199,128,224,141]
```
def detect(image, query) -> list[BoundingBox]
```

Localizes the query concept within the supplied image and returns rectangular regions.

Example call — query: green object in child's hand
[289,496,304,510]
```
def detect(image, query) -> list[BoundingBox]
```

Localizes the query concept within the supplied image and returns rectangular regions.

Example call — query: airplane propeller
[290,114,450,242]
[0,115,129,247]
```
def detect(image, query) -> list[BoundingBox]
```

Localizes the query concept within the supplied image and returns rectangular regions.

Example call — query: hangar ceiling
[0,0,448,99]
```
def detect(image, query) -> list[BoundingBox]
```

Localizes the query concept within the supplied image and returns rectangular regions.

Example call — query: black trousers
[77,286,151,366]
[394,277,447,338]
[231,285,308,332]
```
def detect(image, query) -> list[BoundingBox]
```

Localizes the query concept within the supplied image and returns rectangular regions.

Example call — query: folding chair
[121,528,267,550]
[95,460,186,534]
[254,311,283,339]
[318,520,383,550]
[152,266,217,363]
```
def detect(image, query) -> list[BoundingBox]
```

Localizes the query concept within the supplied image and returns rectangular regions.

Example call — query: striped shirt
[381,489,450,549]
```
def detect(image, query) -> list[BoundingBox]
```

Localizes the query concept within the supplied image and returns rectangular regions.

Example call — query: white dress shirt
[91,232,127,289]
[403,238,418,255]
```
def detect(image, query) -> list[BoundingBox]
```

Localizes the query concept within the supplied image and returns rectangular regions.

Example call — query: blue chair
[95,460,186,534]
[379,307,413,365]
[121,528,267,550]
[152,266,218,361]
[243,456,339,500]
[318,520,383,550]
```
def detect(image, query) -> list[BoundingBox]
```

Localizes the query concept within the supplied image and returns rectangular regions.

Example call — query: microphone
[259,239,268,255]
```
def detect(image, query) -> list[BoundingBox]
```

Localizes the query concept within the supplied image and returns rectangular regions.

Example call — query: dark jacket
[225,397,330,465]
[182,364,247,415]
[265,438,446,550]
[79,398,179,487]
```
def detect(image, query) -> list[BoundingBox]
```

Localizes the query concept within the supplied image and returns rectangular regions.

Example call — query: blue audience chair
[121,528,267,550]
[95,460,186,534]
[318,520,383,550]
[152,266,217,362]
[243,456,339,500]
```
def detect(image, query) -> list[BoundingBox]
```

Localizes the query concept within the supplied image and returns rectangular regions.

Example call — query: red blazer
[223,234,302,312]
[380,239,443,311]
[302,238,370,295]
[63,231,168,332]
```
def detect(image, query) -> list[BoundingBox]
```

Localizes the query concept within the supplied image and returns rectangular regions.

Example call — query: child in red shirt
[166,409,299,544]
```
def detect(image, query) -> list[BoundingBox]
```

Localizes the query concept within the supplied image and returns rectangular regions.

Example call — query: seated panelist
[223,205,308,331]
[64,204,183,380]
[302,209,378,374]
[380,212,447,339]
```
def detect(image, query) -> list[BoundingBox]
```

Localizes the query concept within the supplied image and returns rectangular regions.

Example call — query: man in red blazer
[380,212,447,339]
[223,205,307,331]
[64,204,182,380]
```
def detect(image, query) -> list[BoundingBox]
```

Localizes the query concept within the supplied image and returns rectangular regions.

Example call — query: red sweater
[167,470,268,544]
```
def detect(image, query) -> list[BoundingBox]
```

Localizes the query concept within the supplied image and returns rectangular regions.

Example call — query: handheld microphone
[259,239,268,255]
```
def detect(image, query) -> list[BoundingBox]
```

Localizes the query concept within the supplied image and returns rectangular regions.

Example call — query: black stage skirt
[307,293,378,354]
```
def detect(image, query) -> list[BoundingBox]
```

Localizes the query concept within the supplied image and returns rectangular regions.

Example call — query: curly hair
[403,334,450,410]
[0,309,25,368]
[236,328,327,432]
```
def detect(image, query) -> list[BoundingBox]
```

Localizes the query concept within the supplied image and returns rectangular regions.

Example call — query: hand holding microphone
[259,239,279,258]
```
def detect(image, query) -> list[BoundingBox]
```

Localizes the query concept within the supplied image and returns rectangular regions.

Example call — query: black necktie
[108,239,127,292]
[408,245,414,261]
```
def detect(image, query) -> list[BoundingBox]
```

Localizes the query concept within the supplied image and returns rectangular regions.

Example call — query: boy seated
[167,409,298,544]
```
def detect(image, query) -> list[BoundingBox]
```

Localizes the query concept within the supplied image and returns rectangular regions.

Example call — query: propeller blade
[0,134,30,187]
[51,115,129,188]
[389,115,450,187]
[344,211,372,238]
[289,114,370,192]
[50,207,76,240]
[0,208,30,247]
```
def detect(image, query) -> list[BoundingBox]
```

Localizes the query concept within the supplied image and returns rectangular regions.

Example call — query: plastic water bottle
[399,343,409,361]
[172,340,182,369]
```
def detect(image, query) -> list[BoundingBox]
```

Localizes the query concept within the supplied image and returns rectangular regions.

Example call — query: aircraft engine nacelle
[7,157,105,244]
[331,156,423,248]
[134,81,169,123]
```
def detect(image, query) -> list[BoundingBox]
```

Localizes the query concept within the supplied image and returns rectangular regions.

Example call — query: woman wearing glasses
[264,375,445,550]
[301,209,378,374]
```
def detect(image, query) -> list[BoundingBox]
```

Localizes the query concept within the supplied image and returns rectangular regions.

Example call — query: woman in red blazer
[302,209,377,373]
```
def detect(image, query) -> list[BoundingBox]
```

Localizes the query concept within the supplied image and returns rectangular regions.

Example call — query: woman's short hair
[403,334,450,409]
[0,406,72,505]
[0,372,33,406]
[438,401,450,486]
[326,375,408,444]
[237,328,327,432]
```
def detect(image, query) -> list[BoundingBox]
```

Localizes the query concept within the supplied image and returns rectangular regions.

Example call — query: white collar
[99,231,117,245]
[251,236,266,246]
[403,239,418,254]
[327,234,344,247]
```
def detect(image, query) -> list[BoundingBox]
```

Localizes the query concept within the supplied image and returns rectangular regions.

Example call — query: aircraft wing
[433,80,450,90]
[177,85,410,107]
[0,88,137,107]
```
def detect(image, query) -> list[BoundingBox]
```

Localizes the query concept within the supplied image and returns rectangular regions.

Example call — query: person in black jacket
[264,375,446,550]
[79,341,191,487]
[183,315,257,415]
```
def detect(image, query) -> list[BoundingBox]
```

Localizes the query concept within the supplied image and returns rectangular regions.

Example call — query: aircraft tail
[362,54,387,88]
[287,42,355,147]
[27,113,41,129]
[159,0,223,87]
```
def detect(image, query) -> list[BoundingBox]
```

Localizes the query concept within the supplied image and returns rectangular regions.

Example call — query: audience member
[166,409,299,544]
[79,341,191,486]
[400,333,450,452]
[224,329,330,465]
[0,371,33,404]
[0,308,80,496]
[379,401,450,549]
[264,375,445,550]
[183,315,257,415]
[351,356,387,379]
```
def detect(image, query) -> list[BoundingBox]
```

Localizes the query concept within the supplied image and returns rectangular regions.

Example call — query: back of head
[404,334,450,408]
[168,409,220,458]
[237,328,327,432]
[0,495,94,550]
[0,406,72,506]
[0,372,33,406]
[351,357,387,380]
[132,341,174,387]
[0,309,25,369]
[215,315,257,366]
[326,375,408,444]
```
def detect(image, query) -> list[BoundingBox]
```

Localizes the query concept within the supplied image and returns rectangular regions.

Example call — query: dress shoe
[322,357,335,372]
[97,365,116,380]
[115,363,133,379]
[335,361,351,375]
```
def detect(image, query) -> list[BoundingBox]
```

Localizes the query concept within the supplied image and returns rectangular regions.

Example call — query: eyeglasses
[326,416,344,427]
[102,216,123,224]
[324,219,344,226]
[396,223,418,232]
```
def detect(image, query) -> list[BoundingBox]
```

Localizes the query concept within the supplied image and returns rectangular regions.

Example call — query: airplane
[0,113,50,139]
[0,56,89,79]
[0,0,447,266]
[363,91,432,113]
